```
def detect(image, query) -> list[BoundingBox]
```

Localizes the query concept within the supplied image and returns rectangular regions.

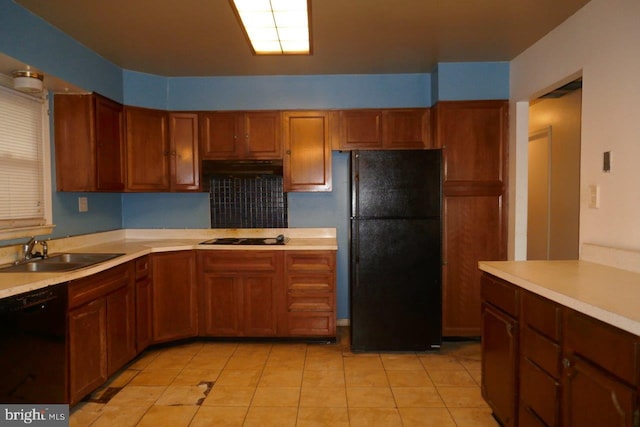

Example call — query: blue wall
[1,0,510,319]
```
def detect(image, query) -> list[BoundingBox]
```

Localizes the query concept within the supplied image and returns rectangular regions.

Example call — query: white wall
[509,0,640,261]
[529,89,582,260]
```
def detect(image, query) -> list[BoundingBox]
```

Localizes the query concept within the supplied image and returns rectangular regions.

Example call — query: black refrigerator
[350,149,442,352]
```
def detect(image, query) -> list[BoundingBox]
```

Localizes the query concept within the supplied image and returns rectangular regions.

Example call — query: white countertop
[479,260,640,336]
[0,228,337,299]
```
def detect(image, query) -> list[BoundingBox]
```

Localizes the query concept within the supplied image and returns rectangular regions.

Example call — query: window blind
[0,85,46,229]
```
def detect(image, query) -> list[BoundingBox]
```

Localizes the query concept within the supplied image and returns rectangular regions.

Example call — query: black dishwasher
[0,283,68,403]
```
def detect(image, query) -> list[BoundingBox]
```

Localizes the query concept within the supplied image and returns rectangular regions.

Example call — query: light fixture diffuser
[230,0,311,55]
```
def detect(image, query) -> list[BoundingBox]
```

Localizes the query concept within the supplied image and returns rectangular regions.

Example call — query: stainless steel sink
[0,253,124,273]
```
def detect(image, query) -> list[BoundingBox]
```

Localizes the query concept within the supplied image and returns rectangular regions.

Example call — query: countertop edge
[479,260,640,336]
[0,238,337,299]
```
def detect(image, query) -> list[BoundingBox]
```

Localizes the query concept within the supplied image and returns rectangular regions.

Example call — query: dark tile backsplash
[208,175,288,228]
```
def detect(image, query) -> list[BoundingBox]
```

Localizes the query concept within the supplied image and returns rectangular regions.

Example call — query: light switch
[603,151,611,172]
[588,185,600,209]
[78,197,88,212]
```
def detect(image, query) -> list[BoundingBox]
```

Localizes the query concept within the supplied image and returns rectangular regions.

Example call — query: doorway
[527,79,582,260]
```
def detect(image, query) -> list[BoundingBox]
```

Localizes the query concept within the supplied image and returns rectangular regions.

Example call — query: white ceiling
[13,0,591,77]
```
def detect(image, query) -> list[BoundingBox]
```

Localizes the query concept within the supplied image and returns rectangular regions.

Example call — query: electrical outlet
[78,197,88,212]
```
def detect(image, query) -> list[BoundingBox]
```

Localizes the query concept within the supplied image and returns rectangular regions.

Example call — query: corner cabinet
[150,251,198,343]
[283,111,332,192]
[54,93,125,191]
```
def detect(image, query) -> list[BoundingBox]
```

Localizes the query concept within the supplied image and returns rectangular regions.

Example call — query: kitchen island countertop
[479,260,640,336]
[0,228,337,299]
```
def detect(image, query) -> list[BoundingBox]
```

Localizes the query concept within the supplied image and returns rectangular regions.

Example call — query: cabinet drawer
[288,294,333,312]
[199,251,282,272]
[285,251,335,273]
[565,309,640,385]
[481,274,519,318]
[287,274,333,293]
[134,256,149,280]
[69,263,132,308]
[522,291,561,342]
[520,357,561,427]
[521,327,561,378]
[287,313,334,336]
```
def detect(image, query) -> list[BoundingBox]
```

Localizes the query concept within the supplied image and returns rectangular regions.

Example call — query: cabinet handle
[286,150,291,155]
[562,358,571,368]
[506,323,513,337]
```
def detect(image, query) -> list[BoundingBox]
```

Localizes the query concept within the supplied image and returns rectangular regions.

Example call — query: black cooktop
[200,235,288,245]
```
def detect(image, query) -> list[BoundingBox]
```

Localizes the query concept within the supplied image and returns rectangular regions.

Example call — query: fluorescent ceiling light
[230,0,311,55]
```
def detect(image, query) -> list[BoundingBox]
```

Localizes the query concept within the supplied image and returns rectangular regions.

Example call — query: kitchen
[1,0,640,425]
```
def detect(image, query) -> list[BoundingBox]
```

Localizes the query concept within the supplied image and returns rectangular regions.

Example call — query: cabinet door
[125,107,170,191]
[563,354,638,427]
[283,111,332,192]
[199,112,242,159]
[53,94,96,191]
[200,274,243,336]
[482,303,518,427]
[106,282,136,376]
[339,110,382,149]
[68,298,107,405]
[244,111,282,159]
[169,113,200,191]
[445,196,504,336]
[243,275,278,336]
[382,109,430,149]
[95,94,125,191]
[151,251,198,343]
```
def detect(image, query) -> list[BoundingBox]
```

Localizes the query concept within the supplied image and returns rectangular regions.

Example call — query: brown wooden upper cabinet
[283,111,332,192]
[336,108,431,150]
[169,113,200,191]
[125,108,200,192]
[125,106,170,191]
[54,93,125,191]
[199,111,282,160]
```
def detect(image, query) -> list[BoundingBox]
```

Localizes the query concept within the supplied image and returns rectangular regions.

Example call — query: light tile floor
[70,328,499,426]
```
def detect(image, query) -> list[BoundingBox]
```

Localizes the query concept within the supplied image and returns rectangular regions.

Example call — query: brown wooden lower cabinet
[67,249,337,405]
[151,251,198,343]
[198,250,283,337]
[481,302,518,427]
[285,251,336,337]
[481,272,640,427]
[105,282,136,376]
[67,262,135,405]
[68,298,107,405]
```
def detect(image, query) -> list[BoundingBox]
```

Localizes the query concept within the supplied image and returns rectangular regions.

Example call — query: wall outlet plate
[588,185,600,209]
[78,197,88,212]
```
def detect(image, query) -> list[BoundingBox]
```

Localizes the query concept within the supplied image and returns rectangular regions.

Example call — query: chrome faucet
[21,237,48,261]
[22,237,37,260]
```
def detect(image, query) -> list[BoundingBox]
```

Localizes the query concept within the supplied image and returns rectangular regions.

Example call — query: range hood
[202,159,283,177]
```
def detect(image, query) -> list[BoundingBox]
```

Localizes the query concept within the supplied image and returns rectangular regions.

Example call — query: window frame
[0,74,54,241]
